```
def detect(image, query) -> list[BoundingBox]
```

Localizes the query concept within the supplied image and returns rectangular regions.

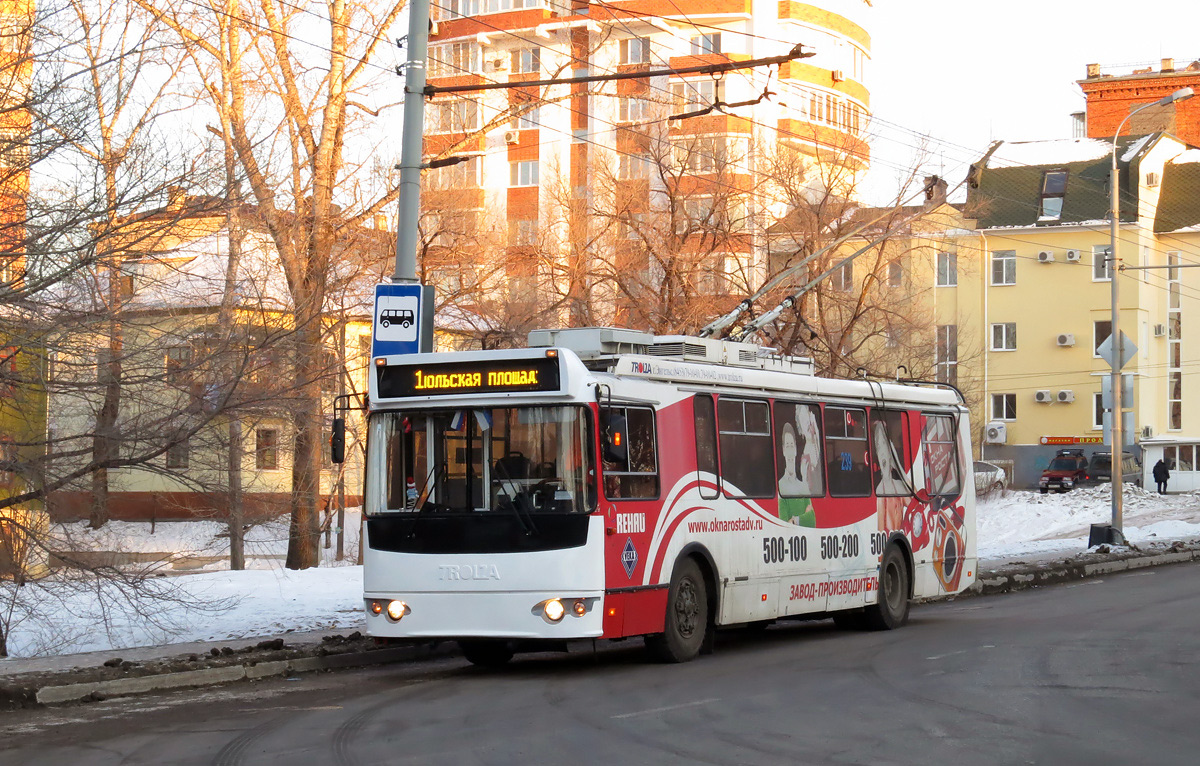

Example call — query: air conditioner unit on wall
[985,422,1007,444]
[1057,389,1075,403]
[1154,323,1167,337]
[1057,333,1076,347]
[488,57,509,72]
[831,69,845,82]
[504,130,520,145]
[1142,425,1154,439]
[1038,251,1055,263]
[1035,390,1054,403]
[1066,249,1082,262]
[1146,171,1160,187]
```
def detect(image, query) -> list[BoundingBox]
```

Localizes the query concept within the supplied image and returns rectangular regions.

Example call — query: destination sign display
[378,357,561,398]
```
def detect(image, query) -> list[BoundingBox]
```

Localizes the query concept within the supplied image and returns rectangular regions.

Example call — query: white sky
[861,0,1200,204]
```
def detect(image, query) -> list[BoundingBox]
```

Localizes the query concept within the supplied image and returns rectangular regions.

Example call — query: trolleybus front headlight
[543,598,565,623]
[385,600,410,622]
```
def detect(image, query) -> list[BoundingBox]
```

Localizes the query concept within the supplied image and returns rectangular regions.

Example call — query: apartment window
[671,79,722,109]
[617,97,649,123]
[1092,244,1112,281]
[689,33,721,55]
[619,37,650,64]
[511,103,540,130]
[256,429,279,470]
[699,254,728,295]
[991,250,1016,285]
[166,438,189,470]
[1093,391,1104,430]
[508,218,538,246]
[678,196,715,231]
[1039,169,1067,220]
[673,136,727,173]
[888,260,903,287]
[619,213,645,240]
[429,99,479,133]
[991,393,1017,421]
[511,47,540,74]
[991,322,1017,351]
[164,346,192,387]
[830,261,853,292]
[618,153,652,180]
[429,42,479,78]
[936,325,957,386]
[1093,320,1112,356]
[427,155,480,189]
[510,160,539,187]
[936,251,957,287]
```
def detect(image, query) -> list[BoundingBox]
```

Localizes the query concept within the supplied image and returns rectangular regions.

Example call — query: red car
[1039,449,1091,493]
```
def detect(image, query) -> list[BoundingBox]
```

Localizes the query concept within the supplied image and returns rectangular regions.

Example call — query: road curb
[32,645,420,705]
[966,545,1200,597]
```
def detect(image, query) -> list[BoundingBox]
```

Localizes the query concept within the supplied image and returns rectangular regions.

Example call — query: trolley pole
[393,0,431,282]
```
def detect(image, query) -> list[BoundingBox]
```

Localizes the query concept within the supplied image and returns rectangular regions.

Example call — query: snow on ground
[4,490,1200,658]
[50,509,364,570]
[977,484,1200,560]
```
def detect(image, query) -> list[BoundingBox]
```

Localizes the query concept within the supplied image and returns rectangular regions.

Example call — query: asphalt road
[3,562,1199,765]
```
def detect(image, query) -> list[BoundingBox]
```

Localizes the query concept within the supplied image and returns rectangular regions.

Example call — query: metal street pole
[1108,86,1194,540]
[393,1,431,282]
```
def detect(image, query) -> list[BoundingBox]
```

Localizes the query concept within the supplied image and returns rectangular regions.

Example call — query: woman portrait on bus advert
[775,403,823,527]
[872,413,909,531]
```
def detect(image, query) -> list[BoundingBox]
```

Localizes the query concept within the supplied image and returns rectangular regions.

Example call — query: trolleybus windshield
[365,406,595,515]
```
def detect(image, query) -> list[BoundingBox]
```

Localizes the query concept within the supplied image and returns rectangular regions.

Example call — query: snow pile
[1,567,363,658]
[977,485,1200,559]
[50,509,364,570]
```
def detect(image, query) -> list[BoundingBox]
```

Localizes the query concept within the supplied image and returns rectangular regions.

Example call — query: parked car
[1088,451,1142,487]
[1039,449,1090,493]
[973,461,1008,495]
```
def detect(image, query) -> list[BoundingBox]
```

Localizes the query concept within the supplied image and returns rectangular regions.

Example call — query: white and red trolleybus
[361,327,976,665]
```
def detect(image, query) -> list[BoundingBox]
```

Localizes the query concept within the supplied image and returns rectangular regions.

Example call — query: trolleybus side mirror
[601,411,628,464]
[330,417,345,464]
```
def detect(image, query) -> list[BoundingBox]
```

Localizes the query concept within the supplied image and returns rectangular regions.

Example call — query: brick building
[1078,58,1200,145]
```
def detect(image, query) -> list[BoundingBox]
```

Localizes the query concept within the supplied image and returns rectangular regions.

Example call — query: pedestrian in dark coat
[1153,459,1170,494]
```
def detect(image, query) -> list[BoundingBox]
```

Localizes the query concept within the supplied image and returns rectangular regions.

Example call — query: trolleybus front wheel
[459,640,514,667]
[646,557,708,663]
[863,544,910,631]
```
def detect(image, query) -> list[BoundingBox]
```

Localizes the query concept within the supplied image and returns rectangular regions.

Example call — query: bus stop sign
[373,283,434,357]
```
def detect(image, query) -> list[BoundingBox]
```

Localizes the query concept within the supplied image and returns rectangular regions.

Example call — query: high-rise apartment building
[422,0,873,336]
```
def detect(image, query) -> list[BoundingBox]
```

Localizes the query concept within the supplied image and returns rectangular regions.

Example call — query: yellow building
[959,132,1199,488]
[45,191,384,521]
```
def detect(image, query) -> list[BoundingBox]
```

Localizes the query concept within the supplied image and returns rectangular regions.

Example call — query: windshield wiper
[492,458,539,536]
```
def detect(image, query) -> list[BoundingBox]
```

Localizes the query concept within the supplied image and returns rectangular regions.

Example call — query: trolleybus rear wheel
[646,557,708,663]
[459,640,514,667]
[864,544,910,631]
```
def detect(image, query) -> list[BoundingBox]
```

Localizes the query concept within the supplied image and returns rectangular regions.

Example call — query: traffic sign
[1096,331,1137,370]
[373,282,434,357]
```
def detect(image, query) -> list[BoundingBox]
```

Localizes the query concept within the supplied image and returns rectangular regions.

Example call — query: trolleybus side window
[601,406,659,499]
[921,413,961,497]
[870,409,911,497]
[694,395,720,499]
[717,398,774,498]
[773,401,824,499]
[824,406,870,497]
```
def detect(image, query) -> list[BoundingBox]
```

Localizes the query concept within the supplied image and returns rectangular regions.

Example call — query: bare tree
[139,0,407,568]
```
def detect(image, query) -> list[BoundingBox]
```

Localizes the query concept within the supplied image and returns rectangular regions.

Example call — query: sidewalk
[3,540,1199,709]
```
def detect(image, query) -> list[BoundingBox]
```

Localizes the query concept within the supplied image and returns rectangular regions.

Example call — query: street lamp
[1107,86,1194,542]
